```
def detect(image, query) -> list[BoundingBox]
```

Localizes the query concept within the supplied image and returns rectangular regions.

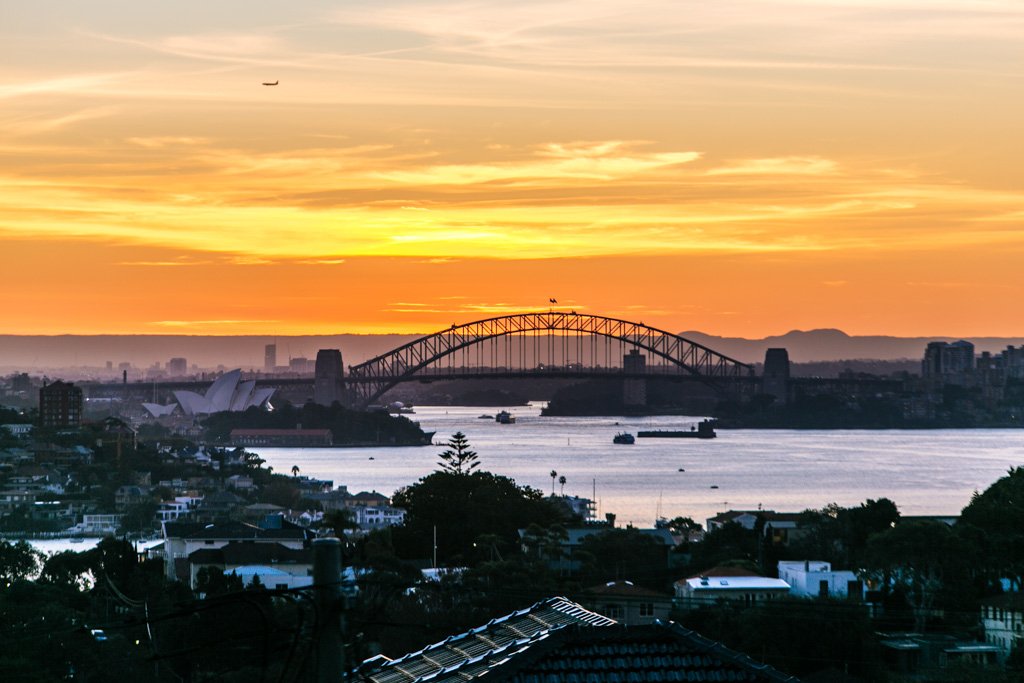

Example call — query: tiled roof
[354,599,800,683]
[187,541,313,565]
[484,623,801,682]
[354,598,616,683]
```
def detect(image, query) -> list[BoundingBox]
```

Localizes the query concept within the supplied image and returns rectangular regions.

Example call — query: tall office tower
[314,349,345,407]
[265,344,277,372]
[168,357,188,376]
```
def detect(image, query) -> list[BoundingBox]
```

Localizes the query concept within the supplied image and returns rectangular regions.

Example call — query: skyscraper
[314,349,345,407]
[265,344,277,372]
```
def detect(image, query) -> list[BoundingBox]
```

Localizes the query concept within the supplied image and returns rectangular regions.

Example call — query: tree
[0,540,42,582]
[324,508,359,537]
[391,469,565,564]
[437,432,479,475]
[665,516,703,538]
[291,464,300,477]
[861,520,963,632]
[960,466,1024,590]
[550,469,557,496]
[558,475,566,496]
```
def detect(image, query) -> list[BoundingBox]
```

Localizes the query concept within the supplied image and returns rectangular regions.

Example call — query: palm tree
[558,475,566,496]
[549,470,557,496]
[291,465,300,477]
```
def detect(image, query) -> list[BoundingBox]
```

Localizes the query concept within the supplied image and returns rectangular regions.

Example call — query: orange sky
[3,1,1023,336]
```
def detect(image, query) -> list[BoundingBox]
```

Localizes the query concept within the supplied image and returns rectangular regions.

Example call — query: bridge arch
[345,312,753,407]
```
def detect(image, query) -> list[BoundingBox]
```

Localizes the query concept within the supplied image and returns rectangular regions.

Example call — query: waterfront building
[167,369,275,416]
[922,340,975,383]
[229,428,333,447]
[38,380,83,429]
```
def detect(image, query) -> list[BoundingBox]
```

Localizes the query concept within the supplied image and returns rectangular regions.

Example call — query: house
[186,541,314,591]
[115,485,152,511]
[352,596,799,682]
[981,594,1024,662]
[73,513,124,535]
[707,509,807,546]
[347,491,389,508]
[351,504,406,530]
[778,560,864,600]
[578,580,673,625]
[196,490,244,518]
[305,487,352,512]
[224,474,255,491]
[675,567,790,607]
[159,519,313,581]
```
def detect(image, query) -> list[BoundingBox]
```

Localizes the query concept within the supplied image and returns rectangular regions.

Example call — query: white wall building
[981,596,1024,663]
[352,504,406,530]
[777,561,864,600]
[675,575,790,607]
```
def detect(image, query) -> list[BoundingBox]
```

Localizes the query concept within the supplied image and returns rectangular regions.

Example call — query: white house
[352,504,406,530]
[777,560,864,600]
[675,574,790,607]
[981,595,1024,662]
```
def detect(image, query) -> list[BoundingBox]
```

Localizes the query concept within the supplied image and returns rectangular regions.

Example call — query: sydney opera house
[143,369,274,418]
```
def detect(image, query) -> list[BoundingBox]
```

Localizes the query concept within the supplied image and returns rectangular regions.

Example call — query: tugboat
[613,432,636,445]
[495,410,516,424]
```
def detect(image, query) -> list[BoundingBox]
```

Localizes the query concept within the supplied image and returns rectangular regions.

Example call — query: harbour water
[256,404,1024,527]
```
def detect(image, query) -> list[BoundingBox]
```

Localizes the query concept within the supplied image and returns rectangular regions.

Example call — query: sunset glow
[4,1,1024,336]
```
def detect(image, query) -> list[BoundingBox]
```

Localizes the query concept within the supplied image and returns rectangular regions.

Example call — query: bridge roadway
[79,365,762,398]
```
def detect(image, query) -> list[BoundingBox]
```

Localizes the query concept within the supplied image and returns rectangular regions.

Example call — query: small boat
[495,410,516,424]
[710,485,719,489]
[613,432,635,445]
[368,456,375,460]
[478,414,494,420]
[677,468,685,472]
[69,538,85,543]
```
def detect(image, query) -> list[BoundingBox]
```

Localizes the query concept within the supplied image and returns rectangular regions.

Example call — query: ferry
[495,410,516,424]
[613,432,636,445]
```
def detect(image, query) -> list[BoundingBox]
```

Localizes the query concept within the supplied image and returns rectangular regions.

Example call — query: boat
[637,419,717,439]
[478,414,494,420]
[495,410,516,424]
[613,432,635,445]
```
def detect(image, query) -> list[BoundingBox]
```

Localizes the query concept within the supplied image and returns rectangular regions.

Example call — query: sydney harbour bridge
[85,311,811,410]
[339,311,755,408]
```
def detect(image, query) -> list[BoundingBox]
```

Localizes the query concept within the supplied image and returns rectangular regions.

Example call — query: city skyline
[4,1,1024,336]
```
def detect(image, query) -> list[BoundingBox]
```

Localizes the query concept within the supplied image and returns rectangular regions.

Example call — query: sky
[3,0,1023,336]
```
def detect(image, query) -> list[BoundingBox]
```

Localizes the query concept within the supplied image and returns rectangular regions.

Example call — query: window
[604,604,623,620]
[639,603,654,617]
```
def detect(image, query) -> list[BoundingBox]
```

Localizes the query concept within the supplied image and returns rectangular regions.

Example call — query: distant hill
[2,329,1024,373]
[677,329,1024,364]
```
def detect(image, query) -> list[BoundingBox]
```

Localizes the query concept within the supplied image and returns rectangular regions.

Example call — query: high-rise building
[264,344,277,372]
[922,340,975,382]
[314,349,345,407]
[168,357,188,376]
[39,380,83,429]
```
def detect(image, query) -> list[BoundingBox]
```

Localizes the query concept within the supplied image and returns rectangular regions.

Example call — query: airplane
[262,80,279,86]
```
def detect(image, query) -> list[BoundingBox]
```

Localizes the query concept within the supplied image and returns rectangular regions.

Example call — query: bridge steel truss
[345,312,754,407]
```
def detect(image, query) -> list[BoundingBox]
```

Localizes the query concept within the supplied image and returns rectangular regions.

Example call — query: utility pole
[312,538,345,683]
